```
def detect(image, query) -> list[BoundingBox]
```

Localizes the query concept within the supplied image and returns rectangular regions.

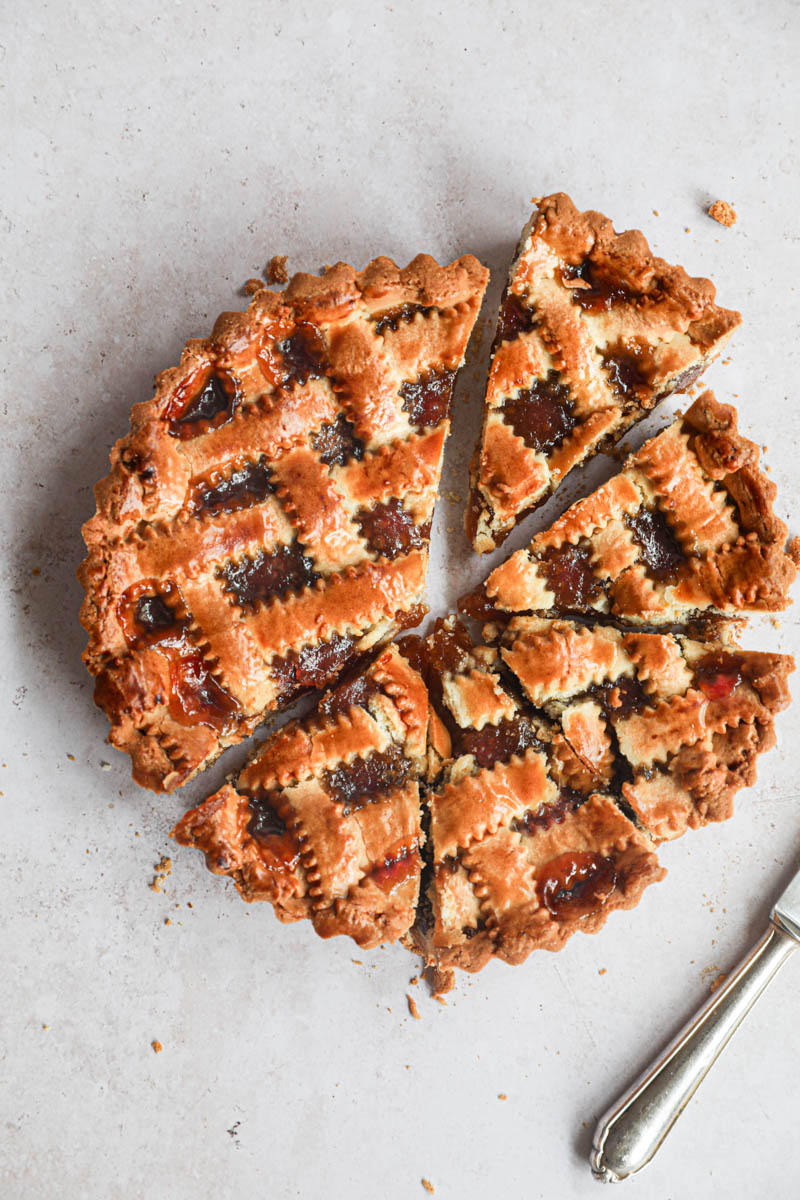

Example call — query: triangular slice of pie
[172,643,429,948]
[494,617,793,842]
[466,193,741,553]
[80,253,488,791]
[405,619,665,980]
[463,393,799,629]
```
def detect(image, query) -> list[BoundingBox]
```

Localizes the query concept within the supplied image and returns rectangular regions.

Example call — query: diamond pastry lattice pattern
[79,254,488,791]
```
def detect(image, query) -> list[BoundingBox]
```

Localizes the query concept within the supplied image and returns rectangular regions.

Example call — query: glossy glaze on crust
[172,645,429,947]
[467,193,741,553]
[79,253,488,791]
[463,393,799,628]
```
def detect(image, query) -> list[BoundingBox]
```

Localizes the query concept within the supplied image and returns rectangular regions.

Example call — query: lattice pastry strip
[467,192,741,553]
[80,252,488,791]
[462,393,800,629]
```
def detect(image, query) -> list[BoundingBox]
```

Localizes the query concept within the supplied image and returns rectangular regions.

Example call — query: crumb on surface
[709,972,728,993]
[434,994,447,1007]
[652,209,659,216]
[422,1180,435,1195]
[149,855,172,893]
[266,254,289,284]
[407,994,421,1021]
[498,1092,508,1100]
[151,1040,163,1054]
[708,200,736,227]
[351,959,363,966]
[598,967,607,976]
[409,975,419,987]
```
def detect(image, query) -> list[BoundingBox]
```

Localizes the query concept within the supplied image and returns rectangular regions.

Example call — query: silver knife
[591,863,800,1183]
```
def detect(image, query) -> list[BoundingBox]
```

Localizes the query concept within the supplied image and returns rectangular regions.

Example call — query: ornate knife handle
[591,922,797,1183]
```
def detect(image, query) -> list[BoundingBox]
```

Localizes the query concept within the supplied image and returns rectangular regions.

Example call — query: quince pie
[466,193,741,553]
[79,254,488,792]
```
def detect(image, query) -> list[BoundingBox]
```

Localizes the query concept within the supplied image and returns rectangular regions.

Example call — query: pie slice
[79,253,488,791]
[495,617,794,842]
[466,192,741,553]
[404,619,665,979]
[172,644,429,948]
[463,393,799,629]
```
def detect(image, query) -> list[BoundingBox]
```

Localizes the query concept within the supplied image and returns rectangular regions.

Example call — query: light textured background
[3,2,800,1197]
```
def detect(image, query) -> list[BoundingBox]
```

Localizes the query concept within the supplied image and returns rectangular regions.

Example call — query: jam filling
[244,793,300,871]
[511,788,584,836]
[323,743,411,815]
[563,258,634,313]
[369,840,420,894]
[190,458,274,515]
[626,508,684,581]
[695,651,743,701]
[539,543,603,609]
[373,303,433,336]
[536,851,617,919]
[501,374,576,453]
[222,543,318,608]
[276,324,328,385]
[400,369,456,427]
[493,290,536,348]
[169,372,238,439]
[417,621,476,679]
[590,674,649,721]
[601,338,657,403]
[319,673,381,721]
[458,583,505,625]
[135,593,177,636]
[457,714,542,771]
[357,499,430,559]
[311,415,365,467]
[271,632,358,704]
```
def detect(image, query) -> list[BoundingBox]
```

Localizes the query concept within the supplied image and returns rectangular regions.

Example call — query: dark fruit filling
[222,543,318,608]
[457,715,542,771]
[563,258,634,313]
[276,324,328,385]
[247,793,288,840]
[458,583,506,625]
[323,744,411,815]
[400,369,456,427]
[591,674,648,721]
[695,651,743,701]
[601,338,657,403]
[191,458,274,515]
[539,543,602,609]
[418,621,476,679]
[271,632,358,704]
[311,415,365,467]
[373,303,433,336]
[493,290,536,348]
[319,673,380,721]
[511,788,584,836]
[357,499,430,559]
[536,851,617,919]
[170,373,237,439]
[626,508,684,581]
[501,373,575,453]
[369,841,420,894]
[135,593,177,635]
[169,652,240,731]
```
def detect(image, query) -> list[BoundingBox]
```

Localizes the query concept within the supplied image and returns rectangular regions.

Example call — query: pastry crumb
[684,226,691,233]
[409,975,419,986]
[434,994,447,1007]
[42,1024,49,1031]
[151,1040,163,1054]
[498,1092,508,1100]
[421,1180,435,1194]
[351,958,363,965]
[708,200,736,228]
[709,972,727,993]
[266,254,289,284]
[149,855,172,893]
[407,994,421,1020]
[598,967,607,975]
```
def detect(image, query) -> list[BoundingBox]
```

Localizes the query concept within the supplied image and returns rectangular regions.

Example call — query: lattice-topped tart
[466,193,741,553]
[495,617,794,842]
[173,644,429,947]
[79,254,488,791]
[463,393,799,629]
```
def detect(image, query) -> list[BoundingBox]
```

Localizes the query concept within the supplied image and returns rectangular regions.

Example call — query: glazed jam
[626,508,683,581]
[418,620,476,678]
[493,290,536,348]
[311,415,365,467]
[369,840,421,894]
[400,370,456,427]
[458,584,505,625]
[271,632,358,704]
[563,258,633,313]
[319,673,381,720]
[322,743,411,815]
[601,338,656,403]
[458,715,542,771]
[373,303,433,336]
[276,324,328,385]
[245,793,300,871]
[117,581,239,732]
[511,788,583,836]
[357,499,430,559]
[501,373,575,453]
[246,792,288,839]
[189,457,274,515]
[591,674,648,721]
[222,543,318,608]
[695,651,743,701]
[536,851,617,919]
[169,372,238,439]
[539,543,602,609]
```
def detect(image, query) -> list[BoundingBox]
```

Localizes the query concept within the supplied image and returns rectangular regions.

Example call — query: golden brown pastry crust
[463,392,797,628]
[172,644,429,948]
[79,253,488,791]
[467,193,741,553]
